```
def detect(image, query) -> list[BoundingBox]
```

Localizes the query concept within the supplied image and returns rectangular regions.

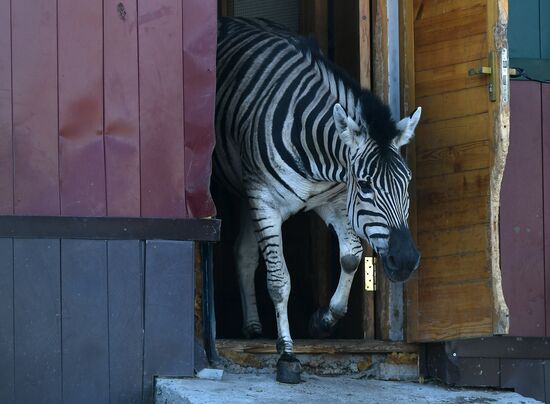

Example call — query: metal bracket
[364,256,376,291]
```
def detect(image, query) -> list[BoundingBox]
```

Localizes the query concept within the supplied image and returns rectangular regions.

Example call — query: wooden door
[403,0,510,342]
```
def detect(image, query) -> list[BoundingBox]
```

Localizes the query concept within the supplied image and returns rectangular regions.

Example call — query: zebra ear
[394,107,422,148]
[333,103,362,148]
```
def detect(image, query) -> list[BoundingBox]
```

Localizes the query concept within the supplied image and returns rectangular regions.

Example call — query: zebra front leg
[309,202,363,338]
[250,204,301,383]
[235,201,262,338]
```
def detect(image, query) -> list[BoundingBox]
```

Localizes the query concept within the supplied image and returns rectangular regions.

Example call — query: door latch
[468,51,497,102]
[468,50,515,103]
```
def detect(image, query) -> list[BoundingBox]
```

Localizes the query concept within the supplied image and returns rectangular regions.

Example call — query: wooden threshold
[216,339,418,354]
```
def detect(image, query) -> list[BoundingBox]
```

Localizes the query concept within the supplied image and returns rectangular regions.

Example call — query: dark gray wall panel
[14,239,62,404]
[0,239,14,404]
[501,359,546,402]
[62,239,109,404]
[108,240,144,404]
[143,240,194,400]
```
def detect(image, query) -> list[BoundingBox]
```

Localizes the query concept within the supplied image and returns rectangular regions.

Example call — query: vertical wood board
[543,84,550,337]
[0,0,13,214]
[58,0,106,216]
[108,240,144,404]
[138,0,187,218]
[143,240,194,400]
[12,0,59,215]
[0,239,14,404]
[61,240,109,404]
[541,0,550,59]
[13,239,62,404]
[104,0,141,217]
[501,81,545,336]
[182,0,217,218]
[501,359,546,403]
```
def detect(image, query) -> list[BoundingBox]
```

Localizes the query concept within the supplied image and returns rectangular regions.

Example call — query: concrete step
[155,373,542,404]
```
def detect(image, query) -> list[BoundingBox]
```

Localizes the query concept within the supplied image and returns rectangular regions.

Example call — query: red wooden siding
[104,0,141,217]
[0,0,216,219]
[138,0,187,218]
[501,81,549,336]
[12,0,60,215]
[182,0,218,217]
[58,0,106,216]
[0,0,13,214]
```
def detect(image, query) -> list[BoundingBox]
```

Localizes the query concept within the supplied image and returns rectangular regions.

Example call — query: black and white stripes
[213,17,421,368]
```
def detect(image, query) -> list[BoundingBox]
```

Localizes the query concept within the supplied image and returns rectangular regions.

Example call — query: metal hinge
[364,256,376,291]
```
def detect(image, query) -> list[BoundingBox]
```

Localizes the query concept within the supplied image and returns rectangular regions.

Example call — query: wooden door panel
[415,34,488,71]
[416,60,488,98]
[405,0,509,342]
[417,196,489,232]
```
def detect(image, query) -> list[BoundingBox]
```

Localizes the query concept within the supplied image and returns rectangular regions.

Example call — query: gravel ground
[155,372,542,404]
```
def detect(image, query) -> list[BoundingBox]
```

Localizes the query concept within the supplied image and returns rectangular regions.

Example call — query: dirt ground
[155,372,541,404]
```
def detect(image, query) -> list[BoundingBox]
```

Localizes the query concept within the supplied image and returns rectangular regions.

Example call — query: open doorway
[213,0,376,342]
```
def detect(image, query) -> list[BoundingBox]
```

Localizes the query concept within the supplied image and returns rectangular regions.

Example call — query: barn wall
[0,0,217,219]
[0,238,195,403]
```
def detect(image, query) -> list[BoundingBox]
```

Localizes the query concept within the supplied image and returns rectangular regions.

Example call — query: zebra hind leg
[309,203,363,338]
[235,201,263,338]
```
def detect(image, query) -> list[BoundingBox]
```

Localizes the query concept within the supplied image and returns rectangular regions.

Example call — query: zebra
[214,17,421,383]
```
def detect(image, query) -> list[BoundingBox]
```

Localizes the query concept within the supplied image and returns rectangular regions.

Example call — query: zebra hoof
[308,307,333,339]
[242,322,263,339]
[276,353,302,384]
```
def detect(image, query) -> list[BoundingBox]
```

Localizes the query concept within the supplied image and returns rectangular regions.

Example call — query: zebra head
[334,102,422,283]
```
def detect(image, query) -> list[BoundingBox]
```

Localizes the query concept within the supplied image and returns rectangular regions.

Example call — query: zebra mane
[294,36,399,153]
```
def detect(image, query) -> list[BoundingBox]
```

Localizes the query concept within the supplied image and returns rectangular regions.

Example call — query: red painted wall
[501,81,550,336]
[0,0,216,218]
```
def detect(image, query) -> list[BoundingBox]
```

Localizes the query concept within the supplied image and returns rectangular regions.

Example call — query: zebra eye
[357,178,373,193]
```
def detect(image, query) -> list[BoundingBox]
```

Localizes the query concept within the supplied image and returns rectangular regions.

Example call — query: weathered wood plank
[138,0,187,217]
[415,113,489,152]
[0,239,14,403]
[414,3,487,47]
[0,0,13,214]
[543,84,550,337]
[14,239,62,404]
[108,240,144,403]
[417,86,489,124]
[417,196,488,232]
[415,59,488,98]
[416,140,490,179]
[143,241,194,401]
[416,168,490,206]
[359,0,371,89]
[501,359,546,403]
[58,0,106,215]
[62,240,109,404]
[181,0,217,218]
[104,0,140,217]
[418,224,488,258]
[216,339,418,354]
[12,0,59,215]
[417,252,489,285]
[414,0,486,20]
[415,33,487,72]
[501,81,545,337]
[416,281,492,342]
